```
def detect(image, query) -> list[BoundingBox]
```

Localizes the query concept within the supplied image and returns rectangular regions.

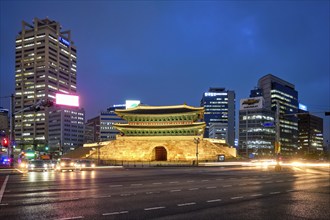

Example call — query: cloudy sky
[0,0,329,142]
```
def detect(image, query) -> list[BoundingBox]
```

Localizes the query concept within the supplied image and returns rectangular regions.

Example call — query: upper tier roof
[115,104,204,115]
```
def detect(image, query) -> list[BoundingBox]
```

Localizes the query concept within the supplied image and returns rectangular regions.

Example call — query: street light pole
[245,110,248,158]
[275,100,280,155]
[97,141,100,166]
[194,137,200,166]
[275,100,282,171]
[9,94,14,158]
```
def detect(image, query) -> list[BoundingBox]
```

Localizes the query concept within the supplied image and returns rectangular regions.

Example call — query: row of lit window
[280,119,298,126]
[63,111,84,117]
[242,115,274,121]
[101,127,115,130]
[247,128,275,133]
[101,122,115,125]
[279,124,298,131]
[16,42,42,49]
[271,90,295,99]
[209,101,228,104]
[15,35,45,43]
[15,113,45,118]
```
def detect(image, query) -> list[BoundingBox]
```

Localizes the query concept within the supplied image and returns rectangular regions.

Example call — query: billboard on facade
[240,97,264,110]
[126,100,140,109]
[56,93,79,107]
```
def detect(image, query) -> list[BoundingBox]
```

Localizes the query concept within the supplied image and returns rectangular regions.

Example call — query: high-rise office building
[201,88,235,146]
[100,105,126,141]
[255,74,299,155]
[14,18,77,149]
[86,104,127,142]
[297,110,323,155]
[238,96,275,157]
[48,106,85,153]
[85,116,100,143]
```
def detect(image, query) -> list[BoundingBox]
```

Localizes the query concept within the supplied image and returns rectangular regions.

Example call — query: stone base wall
[91,136,236,161]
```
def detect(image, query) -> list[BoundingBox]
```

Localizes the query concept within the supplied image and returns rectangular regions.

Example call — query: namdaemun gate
[83,104,236,162]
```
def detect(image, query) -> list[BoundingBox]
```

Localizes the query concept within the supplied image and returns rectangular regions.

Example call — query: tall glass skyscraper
[14,18,77,149]
[256,74,299,155]
[200,88,235,146]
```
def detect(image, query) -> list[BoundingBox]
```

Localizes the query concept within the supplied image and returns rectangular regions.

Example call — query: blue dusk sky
[0,1,329,142]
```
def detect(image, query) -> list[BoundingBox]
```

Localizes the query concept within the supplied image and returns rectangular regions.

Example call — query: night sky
[0,1,329,143]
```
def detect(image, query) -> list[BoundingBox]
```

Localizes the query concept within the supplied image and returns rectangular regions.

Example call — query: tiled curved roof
[115,105,204,115]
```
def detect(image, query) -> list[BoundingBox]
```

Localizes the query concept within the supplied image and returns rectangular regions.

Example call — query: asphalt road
[0,166,329,220]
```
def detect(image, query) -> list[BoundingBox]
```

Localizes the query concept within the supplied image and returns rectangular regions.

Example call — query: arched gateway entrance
[154,146,167,161]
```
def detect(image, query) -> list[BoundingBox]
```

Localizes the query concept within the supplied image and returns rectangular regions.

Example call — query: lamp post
[245,109,249,158]
[274,100,282,171]
[194,137,200,166]
[97,141,100,166]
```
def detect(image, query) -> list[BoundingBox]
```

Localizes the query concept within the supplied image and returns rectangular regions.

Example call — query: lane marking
[270,191,280,195]
[152,182,162,185]
[102,211,128,216]
[0,175,9,203]
[187,180,195,183]
[223,185,232,187]
[0,203,8,206]
[120,194,131,196]
[286,189,295,192]
[169,181,179,184]
[170,189,181,192]
[207,199,221,203]
[58,216,84,220]
[201,180,209,182]
[231,196,243,200]
[188,188,199,191]
[251,194,263,197]
[206,186,217,189]
[95,195,111,198]
[146,191,160,194]
[109,185,123,188]
[144,206,165,211]
[177,202,196,207]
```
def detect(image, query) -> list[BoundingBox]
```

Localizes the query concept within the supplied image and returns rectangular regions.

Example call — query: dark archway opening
[155,146,167,161]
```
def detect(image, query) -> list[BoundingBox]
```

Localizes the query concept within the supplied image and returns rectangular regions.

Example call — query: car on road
[26,159,51,172]
[56,158,76,172]
[74,159,96,171]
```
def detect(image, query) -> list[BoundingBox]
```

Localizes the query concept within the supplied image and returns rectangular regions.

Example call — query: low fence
[99,160,220,167]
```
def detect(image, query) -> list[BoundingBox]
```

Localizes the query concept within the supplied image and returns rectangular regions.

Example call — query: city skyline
[0,1,329,142]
